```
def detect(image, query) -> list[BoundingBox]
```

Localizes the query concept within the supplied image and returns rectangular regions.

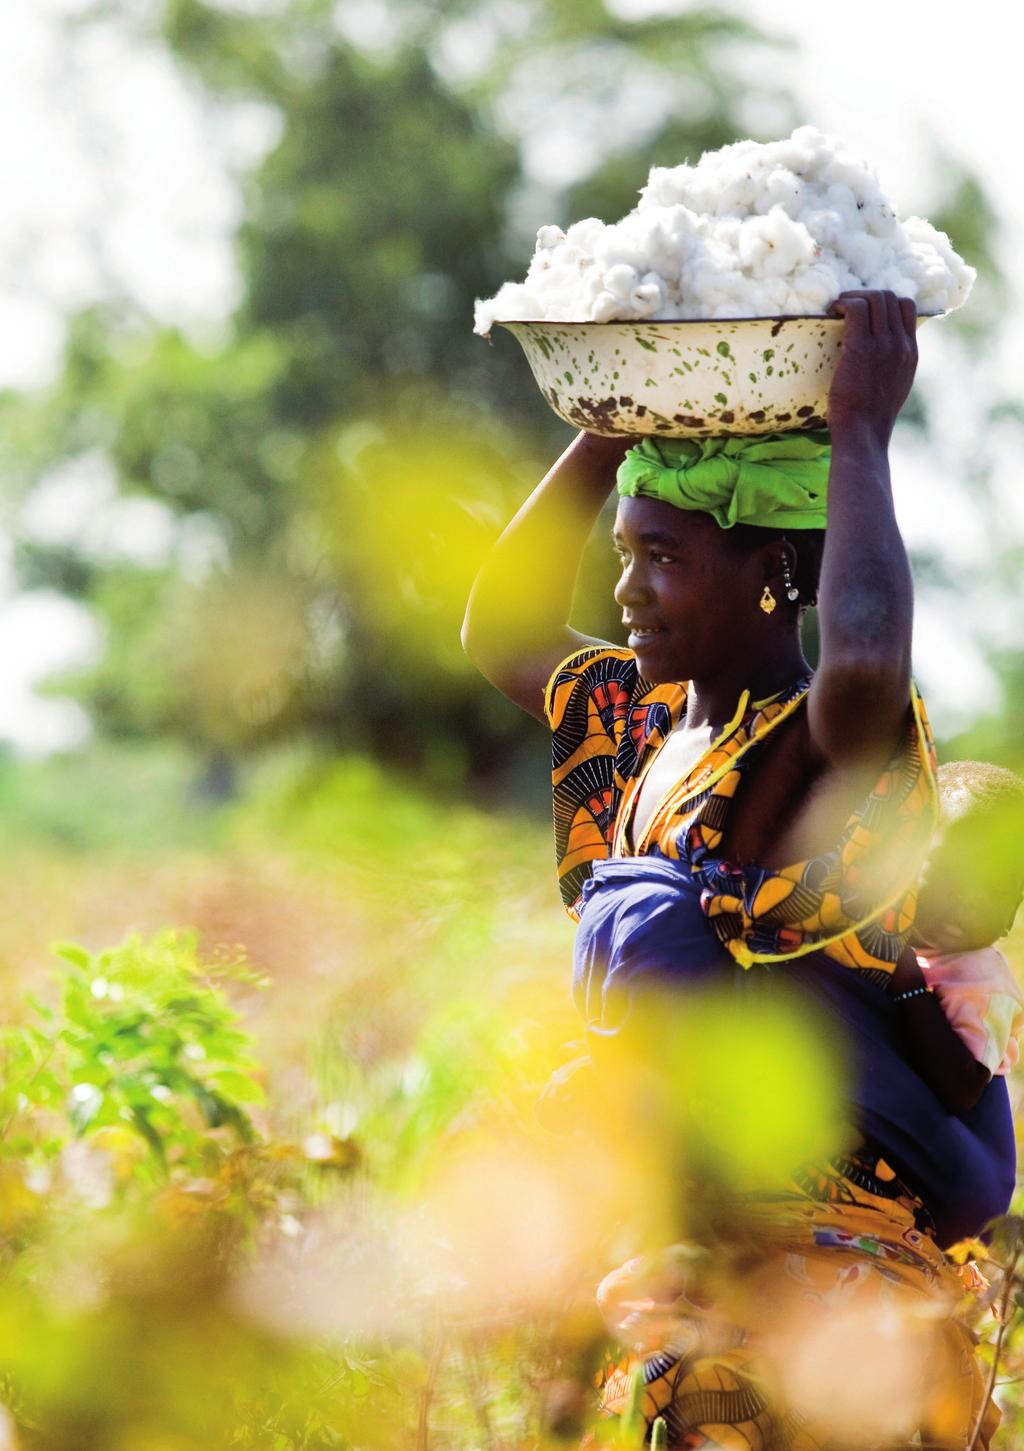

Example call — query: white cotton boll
[685,259,744,316]
[473,282,543,335]
[821,183,862,232]
[644,214,695,285]
[903,215,948,252]
[475,128,975,323]
[603,264,641,302]
[630,274,667,318]
[638,162,707,211]
[771,125,825,176]
[782,286,813,316]
[860,198,899,240]
[832,259,864,296]
[950,262,977,310]
[843,232,888,284]
[755,166,806,218]
[697,169,762,218]
[645,243,680,288]
[800,206,846,251]
[580,268,609,307]
[593,229,647,278]
[738,208,816,278]
[533,253,569,285]
[698,137,761,190]
[629,286,663,318]
[821,145,880,201]
[536,224,565,251]
[564,217,604,251]
[791,262,842,313]
[905,217,975,287]
[591,290,623,323]
[902,217,976,312]
[711,216,743,252]
[737,218,773,274]
[873,266,918,301]
[769,278,801,314]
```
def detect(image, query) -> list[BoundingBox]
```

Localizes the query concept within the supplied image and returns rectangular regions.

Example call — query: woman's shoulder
[543,644,639,729]
[544,644,689,731]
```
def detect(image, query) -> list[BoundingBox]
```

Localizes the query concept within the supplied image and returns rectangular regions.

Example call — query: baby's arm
[889,946,991,1115]
[535,1052,603,1137]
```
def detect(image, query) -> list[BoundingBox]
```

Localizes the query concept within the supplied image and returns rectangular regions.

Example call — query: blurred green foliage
[0,0,794,795]
[0,927,416,1449]
[0,932,264,1176]
[1,0,1015,791]
[0,762,595,1447]
[0,758,1021,1446]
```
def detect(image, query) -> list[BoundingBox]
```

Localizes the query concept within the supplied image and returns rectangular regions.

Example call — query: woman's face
[612,495,763,684]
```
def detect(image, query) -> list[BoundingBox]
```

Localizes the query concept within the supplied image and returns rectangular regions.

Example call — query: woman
[462,290,1014,1447]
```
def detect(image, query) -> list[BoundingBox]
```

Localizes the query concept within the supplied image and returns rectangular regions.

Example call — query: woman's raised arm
[807,290,919,767]
[461,431,629,721]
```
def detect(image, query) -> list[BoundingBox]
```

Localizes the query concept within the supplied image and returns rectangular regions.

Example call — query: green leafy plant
[0,929,266,1185]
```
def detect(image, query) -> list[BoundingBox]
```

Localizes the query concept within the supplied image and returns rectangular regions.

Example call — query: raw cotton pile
[474,127,974,334]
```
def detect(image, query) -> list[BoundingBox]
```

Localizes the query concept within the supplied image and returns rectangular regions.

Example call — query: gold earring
[759,585,776,615]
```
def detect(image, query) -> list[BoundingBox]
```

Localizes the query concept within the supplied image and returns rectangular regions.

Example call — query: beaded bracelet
[892,984,933,1003]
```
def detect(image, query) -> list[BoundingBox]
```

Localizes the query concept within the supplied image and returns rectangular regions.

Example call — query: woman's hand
[826,289,919,447]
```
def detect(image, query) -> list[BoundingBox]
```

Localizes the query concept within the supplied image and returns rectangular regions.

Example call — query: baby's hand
[535,1054,600,1137]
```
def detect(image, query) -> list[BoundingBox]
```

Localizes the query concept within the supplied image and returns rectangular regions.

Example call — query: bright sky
[0,0,1020,753]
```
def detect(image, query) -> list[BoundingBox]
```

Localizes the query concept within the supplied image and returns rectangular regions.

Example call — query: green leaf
[619,1369,645,1447]
[128,1104,167,1166]
[52,942,92,969]
[207,1069,264,1104]
[26,993,55,1022]
[190,1081,230,1128]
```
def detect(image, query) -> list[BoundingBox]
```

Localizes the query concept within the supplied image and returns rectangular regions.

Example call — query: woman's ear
[760,539,797,586]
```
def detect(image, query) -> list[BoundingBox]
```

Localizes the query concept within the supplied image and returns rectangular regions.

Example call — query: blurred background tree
[0,0,1015,809]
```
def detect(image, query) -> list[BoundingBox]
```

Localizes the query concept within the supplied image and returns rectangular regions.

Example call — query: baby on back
[539,758,1024,1134]
[895,759,1024,1112]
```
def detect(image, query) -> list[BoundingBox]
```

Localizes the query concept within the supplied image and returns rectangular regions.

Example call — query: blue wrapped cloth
[573,857,1015,1247]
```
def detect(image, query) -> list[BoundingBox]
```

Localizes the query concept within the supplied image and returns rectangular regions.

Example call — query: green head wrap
[616,431,830,530]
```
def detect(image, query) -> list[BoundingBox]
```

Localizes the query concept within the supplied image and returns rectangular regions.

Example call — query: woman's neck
[685,638,810,731]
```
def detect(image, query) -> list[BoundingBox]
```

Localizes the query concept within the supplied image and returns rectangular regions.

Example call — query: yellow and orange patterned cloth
[546,645,938,980]
[585,1148,998,1449]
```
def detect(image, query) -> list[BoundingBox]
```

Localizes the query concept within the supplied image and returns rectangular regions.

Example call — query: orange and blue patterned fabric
[545,645,938,980]
[584,1147,1000,1450]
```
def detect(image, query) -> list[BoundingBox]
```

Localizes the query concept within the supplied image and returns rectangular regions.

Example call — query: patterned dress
[545,646,1001,1449]
[546,644,938,978]
[588,1147,997,1450]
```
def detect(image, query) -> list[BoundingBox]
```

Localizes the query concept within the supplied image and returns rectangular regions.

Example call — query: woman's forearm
[462,431,627,666]
[817,420,913,682]
[808,292,919,764]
